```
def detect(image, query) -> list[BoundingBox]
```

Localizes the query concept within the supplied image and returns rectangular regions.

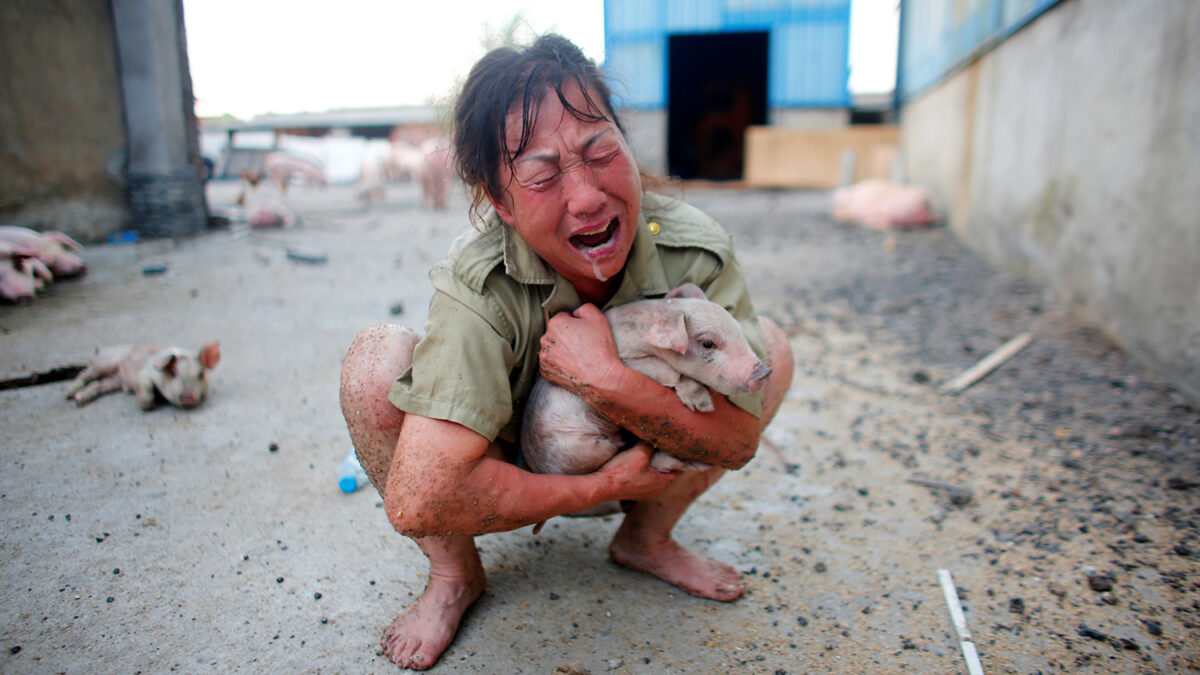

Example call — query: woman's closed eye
[517,167,560,189]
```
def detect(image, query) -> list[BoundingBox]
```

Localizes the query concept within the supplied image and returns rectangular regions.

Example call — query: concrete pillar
[110,0,207,238]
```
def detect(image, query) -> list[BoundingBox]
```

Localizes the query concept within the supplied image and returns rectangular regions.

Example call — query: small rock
[269,442,279,453]
[606,657,624,670]
[814,562,827,573]
[1087,573,1114,592]
[1173,544,1194,556]
[389,302,405,316]
[1008,597,1025,614]
[285,248,328,265]
[1141,619,1162,636]
[1078,625,1108,642]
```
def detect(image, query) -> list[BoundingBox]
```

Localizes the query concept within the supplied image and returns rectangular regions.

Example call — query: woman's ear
[486,187,515,227]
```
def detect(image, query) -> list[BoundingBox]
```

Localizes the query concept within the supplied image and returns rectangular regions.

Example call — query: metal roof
[199,105,441,132]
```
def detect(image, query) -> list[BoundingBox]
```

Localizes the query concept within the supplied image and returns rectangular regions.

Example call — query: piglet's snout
[177,392,201,407]
[730,361,772,394]
[747,362,772,391]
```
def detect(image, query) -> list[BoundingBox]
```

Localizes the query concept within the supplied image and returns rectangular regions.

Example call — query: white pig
[521,283,771,476]
[263,152,328,191]
[418,137,454,210]
[65,342,221,410]
[0,225,86,277]
[831,179,939,230]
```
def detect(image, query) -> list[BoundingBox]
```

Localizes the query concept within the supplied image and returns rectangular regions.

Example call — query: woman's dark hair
[453,34,626,223]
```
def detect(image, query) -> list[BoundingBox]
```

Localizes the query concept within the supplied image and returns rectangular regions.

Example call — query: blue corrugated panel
[604,0,852,110]
[896,0,1062,103]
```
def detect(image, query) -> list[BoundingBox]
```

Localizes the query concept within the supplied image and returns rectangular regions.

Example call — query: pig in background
[356,133,456,210]
[0,226,86,302]
[263,151,328,192]
[233,172,299,229]
[65,342,221,411]
[831,179,941,231]
[521,283,772,478]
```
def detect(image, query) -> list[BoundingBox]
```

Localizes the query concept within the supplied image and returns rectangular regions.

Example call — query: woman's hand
[538,304,625,395]
[595,440,681,501]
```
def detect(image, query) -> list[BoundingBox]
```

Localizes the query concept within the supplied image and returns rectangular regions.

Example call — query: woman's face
[489,83,642,303]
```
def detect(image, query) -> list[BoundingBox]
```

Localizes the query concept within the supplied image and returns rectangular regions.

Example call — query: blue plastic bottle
[337,450,369,494]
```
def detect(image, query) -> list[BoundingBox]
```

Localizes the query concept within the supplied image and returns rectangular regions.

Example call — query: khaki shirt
[389,191,766,445]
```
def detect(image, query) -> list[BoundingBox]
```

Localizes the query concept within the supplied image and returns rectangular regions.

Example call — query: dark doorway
[667,32,769,181]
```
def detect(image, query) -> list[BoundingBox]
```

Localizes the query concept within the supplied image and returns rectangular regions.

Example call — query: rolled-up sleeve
[388,290,516,441]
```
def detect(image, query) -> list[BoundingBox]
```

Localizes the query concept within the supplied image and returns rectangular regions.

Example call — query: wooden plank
[939,332,1034,395]
[743,125,900,189]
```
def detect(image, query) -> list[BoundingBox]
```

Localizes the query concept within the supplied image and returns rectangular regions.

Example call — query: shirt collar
[494,195,673,314]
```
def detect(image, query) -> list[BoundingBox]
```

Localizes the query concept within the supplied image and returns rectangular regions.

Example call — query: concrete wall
[0,1,130,241]
[900,0,1200,399]
[111,0,207,238]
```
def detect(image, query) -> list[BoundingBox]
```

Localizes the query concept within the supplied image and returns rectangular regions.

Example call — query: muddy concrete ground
[1,181,1197,674]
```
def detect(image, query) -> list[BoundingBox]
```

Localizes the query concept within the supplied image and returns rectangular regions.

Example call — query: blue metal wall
[896,0,1062,103]
[603,0,852,110]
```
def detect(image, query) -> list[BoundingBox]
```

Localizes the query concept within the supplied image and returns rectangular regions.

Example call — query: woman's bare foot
[609,531,745,602]
[380,568,486,670]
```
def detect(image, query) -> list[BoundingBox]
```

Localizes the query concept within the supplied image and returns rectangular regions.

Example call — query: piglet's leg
[133,373,158,410]
[70,375,123,406]
[672,377,714,412]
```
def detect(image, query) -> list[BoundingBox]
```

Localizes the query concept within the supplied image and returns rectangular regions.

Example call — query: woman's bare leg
[340,324,487,670]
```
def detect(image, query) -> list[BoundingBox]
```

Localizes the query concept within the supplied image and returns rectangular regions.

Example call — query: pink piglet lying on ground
[521,283,771,476]
[0,241,51,303]
[0,225,86,278]
[65,342,221,410]
[830,179,939,231]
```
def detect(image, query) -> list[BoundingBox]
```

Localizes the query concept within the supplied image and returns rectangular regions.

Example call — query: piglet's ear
[645,308,689,354]
[45,231,84,251]
[199,341,221,369]
[665,283,706,300]
[159,354,179,377]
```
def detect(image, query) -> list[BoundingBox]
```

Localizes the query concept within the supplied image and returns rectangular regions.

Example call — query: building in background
[0,1,208,241]
[603,0,857,180]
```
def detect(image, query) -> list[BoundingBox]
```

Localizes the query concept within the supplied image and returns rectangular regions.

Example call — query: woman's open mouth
[569,217,619,253]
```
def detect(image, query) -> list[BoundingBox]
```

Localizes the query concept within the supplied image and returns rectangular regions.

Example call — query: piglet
[521,283,771,477]
[0,241,41,302]
[0,225,86,277]
[831,179,939,230]
[65,342,221,410]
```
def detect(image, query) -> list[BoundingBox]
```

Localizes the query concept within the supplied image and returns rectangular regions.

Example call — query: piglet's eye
[701,340,717,350]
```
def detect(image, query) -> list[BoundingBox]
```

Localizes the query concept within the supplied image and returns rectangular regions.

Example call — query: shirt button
[647,221,661,235]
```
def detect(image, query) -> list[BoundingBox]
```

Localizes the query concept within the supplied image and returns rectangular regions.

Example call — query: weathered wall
[0,1,130,241]
[901,0,1200,399]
